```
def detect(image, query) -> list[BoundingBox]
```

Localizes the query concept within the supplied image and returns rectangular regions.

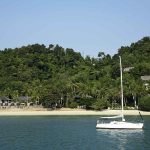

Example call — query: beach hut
[18,96,31,106]
[0,96,11,107]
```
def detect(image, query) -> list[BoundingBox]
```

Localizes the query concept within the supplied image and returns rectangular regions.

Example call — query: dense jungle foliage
[0,37,150,110]
[139,96,150,111]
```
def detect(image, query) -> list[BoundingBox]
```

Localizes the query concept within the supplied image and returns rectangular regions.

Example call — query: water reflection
[96,129,144,150]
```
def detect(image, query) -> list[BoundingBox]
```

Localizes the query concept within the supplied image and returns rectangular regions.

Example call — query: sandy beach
[0,108,150,116]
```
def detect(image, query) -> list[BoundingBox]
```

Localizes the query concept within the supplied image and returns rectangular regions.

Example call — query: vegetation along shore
[0,37,150,112]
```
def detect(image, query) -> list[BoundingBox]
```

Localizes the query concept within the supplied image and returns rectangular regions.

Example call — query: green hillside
[0,37,150,109]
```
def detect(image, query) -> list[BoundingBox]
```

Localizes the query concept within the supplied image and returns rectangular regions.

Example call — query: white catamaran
[96,56,144,129]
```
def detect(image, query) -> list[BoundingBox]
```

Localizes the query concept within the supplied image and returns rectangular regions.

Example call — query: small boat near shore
[96,56,144,129]
[96,115,143,129]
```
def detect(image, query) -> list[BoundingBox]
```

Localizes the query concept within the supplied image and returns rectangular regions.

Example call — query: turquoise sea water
[0,116,150,150]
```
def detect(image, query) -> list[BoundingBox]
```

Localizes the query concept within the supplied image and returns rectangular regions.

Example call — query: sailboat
[96,56,144,129]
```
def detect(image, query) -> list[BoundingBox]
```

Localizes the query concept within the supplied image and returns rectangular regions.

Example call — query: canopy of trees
[0,37,150,110]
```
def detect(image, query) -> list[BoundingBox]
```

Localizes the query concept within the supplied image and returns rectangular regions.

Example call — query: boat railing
[97,119,117,124]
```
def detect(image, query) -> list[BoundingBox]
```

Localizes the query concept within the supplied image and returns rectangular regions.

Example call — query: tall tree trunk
[124,98,127,107]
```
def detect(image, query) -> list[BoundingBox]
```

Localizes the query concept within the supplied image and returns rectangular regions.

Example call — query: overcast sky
[0,0,150,57]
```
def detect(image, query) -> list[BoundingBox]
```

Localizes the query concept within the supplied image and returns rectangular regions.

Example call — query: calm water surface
[0,116,150,150]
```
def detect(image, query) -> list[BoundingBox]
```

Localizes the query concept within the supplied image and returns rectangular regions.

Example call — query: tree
[139,96,150,111]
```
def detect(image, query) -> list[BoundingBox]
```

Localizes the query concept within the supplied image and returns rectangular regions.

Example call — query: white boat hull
[96,121,143,129]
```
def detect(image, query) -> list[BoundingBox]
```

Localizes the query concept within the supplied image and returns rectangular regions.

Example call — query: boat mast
[119,56,125,121]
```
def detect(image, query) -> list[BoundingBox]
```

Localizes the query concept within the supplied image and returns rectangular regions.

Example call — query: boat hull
[96,121,143,129]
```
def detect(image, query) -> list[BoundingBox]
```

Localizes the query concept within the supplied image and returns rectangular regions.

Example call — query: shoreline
[0,108,150,116]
